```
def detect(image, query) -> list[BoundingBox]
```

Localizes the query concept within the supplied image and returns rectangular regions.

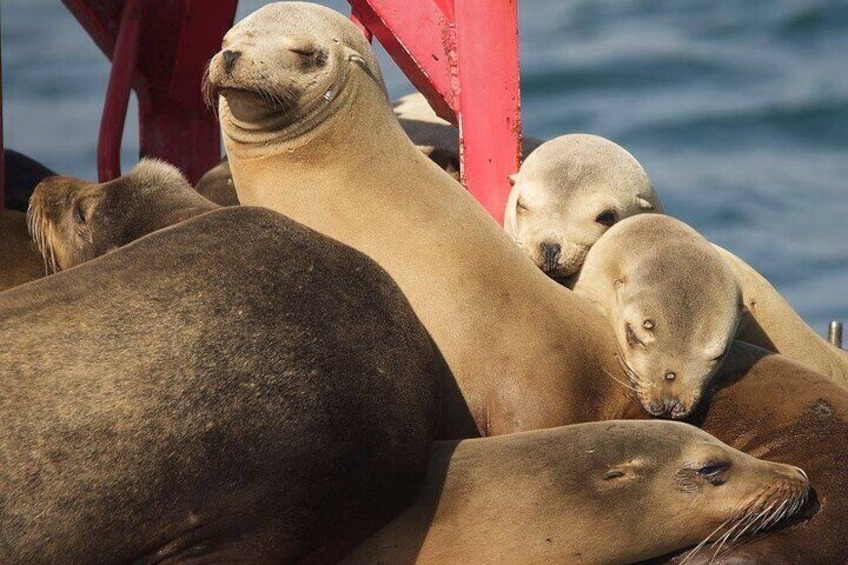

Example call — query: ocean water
[2,0,846,333]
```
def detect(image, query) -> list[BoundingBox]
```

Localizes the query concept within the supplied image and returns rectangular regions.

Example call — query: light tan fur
[345,420,808,565]
[206,2,635,438]
[714,245,848,387]
[505,134,662,281]
[572,215,744,419]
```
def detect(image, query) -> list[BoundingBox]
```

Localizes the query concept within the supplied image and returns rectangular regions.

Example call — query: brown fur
[345,420,808,565]
[0,209,45,290]
[28,159,219,272]
[195,158,241,206]
[0,206,442,564]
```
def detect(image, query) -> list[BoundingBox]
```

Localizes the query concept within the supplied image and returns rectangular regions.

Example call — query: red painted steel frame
[347,0,522,224]
[63,0,237,183]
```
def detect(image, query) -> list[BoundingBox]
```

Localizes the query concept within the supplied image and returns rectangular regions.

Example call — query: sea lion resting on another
[28,158,219,272]
[345,420,809,565]
[504,133,663,281]
[206,0,638,439]
[195,158,241,206]
[0,209,45,291]
[571,214,745,419]
[0,206,442,563]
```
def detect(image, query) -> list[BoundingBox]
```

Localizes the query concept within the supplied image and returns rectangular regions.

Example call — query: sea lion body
[346,420,808,565]
[0,209,45,290]
[505,133,662,280]
[208,1,633,439]
[714,245,848,387]
[572,214,744,418]
[393,92,543,181]
[0,206,441,563]
[195,158,240,206]
[28,159,219,272]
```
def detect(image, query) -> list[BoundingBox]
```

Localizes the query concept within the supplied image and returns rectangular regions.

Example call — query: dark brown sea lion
[3,148,56,211]
[0,209,44,290]
[28,158,219,272]
[0,206,442,564]
[345,420,809,565]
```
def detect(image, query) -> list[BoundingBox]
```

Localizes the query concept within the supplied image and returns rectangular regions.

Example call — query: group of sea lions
[1,2,846,563]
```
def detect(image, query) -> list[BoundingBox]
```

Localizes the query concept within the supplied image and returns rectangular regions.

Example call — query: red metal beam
[347,0,458,123]
[455,0,521,224]
[97,0,142,182]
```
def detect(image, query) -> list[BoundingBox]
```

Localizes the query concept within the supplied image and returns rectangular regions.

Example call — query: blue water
[2,0,846,333]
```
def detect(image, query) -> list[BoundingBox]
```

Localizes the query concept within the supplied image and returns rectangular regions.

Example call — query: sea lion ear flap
[637,197,654,211]
[508,173,519,186]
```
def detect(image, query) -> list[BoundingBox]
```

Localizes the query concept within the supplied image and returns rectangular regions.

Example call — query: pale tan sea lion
[1,206,443,563]
[345,420,808,565]
[572,214,744,419]
[505,133,662,280]
[195,158,240,206]
[0,209,45,291]
[713,245,848,388]
[28,158,219,272]
[205,1,635,438]
[393,92,544,181]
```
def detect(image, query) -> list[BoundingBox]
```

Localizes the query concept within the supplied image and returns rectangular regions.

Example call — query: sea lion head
[505,134,661,281]
[610,223,744,419]
[600,421,810,559]
[27,159,202,272]
[204,2,386,149]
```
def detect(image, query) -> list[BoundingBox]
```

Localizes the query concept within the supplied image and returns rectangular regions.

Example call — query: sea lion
[345,420,809,565]
[195,158,241,206]
[571,214,744,419]
[28,158,219,272]
[714,245,848,388]
[393,92,544,181]
[0,206,442,563]
[0,209,45,290]
[205,1,634,439]
[3,148,56,211]
[504,133,662,280]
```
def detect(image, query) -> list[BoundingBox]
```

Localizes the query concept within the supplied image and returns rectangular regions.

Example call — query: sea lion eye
[698,462,730,480]
[73,202,87,225]
[711,348,729,363]
[595,210,617,227]
[603,470,625,480]
[516,198,529,212]
[625,322,645,349]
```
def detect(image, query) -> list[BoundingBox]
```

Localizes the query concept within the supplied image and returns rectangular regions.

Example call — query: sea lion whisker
[601,366,639,395]
[679,516,735,565]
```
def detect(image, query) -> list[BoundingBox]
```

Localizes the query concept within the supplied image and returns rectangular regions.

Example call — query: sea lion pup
[206,1,634,438]
[393,92,544,181]
[28,158,219,272]
[344,420,809,565]
[195,157,241,206]
[0,209,45,290]
[713,245,848,388]
[0,206,442,564]
[3,148,56,211]
[504,133,662,281]
[571,214,745,419]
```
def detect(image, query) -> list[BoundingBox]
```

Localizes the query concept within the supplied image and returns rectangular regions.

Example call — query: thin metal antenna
[828,321,843,349]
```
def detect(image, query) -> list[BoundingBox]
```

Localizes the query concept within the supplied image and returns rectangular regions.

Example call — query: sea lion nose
[222,50,241,73]
[540,242,561,271]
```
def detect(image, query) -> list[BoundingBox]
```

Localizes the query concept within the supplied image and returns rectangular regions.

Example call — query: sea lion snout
[539,241,561,272]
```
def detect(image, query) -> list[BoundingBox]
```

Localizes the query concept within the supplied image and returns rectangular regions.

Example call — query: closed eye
[73,201,87,224]
[698,462,730,479]
[625,322,645,349]
[595,210,617,227]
